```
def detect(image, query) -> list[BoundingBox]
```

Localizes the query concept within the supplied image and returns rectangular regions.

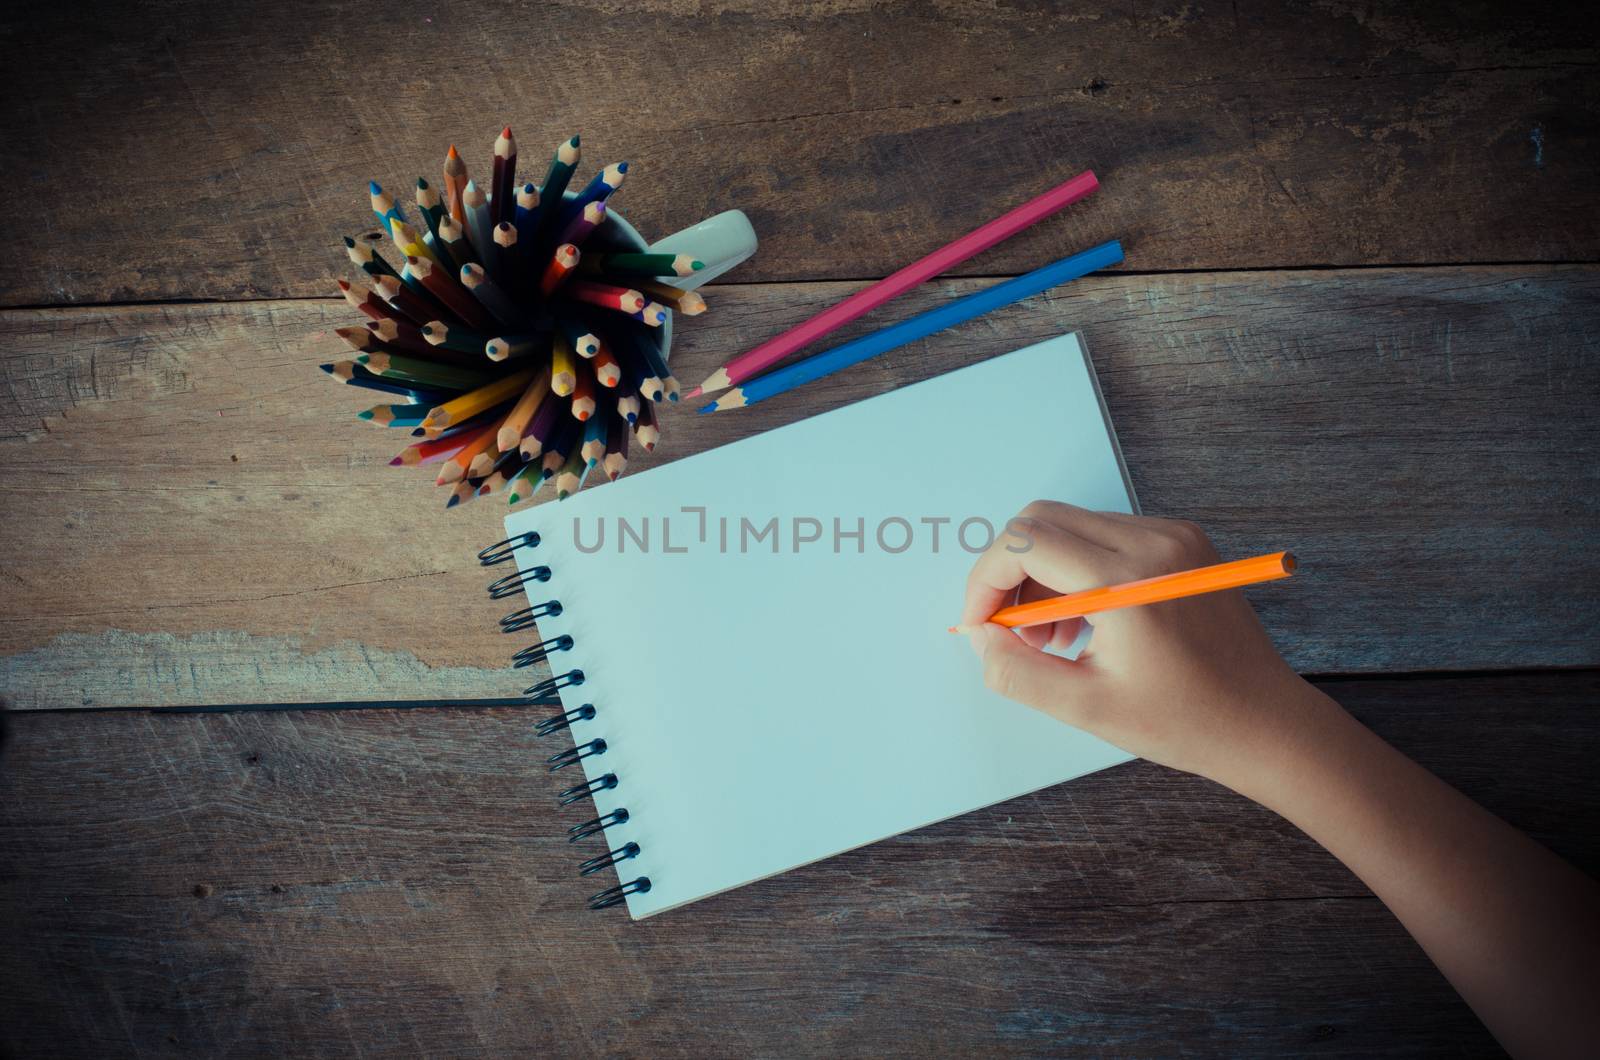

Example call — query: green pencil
[533,135,581,242]
[357,351,495,390]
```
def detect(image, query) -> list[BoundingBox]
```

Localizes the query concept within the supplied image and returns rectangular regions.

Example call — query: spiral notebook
[478,332,1139,917]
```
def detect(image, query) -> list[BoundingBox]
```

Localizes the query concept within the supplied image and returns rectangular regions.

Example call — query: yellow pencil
[422,368,536,429]
[550,332,578,397]
[496,368,553,453]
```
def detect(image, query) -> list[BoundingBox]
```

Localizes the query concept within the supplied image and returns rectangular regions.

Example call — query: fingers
[1015,617,1087,651]
[960,517,1120,627]
[1014,500,1132,552]
[1026,503,1220,568]
[968,624,1095,719]
[1011,582,1086,649]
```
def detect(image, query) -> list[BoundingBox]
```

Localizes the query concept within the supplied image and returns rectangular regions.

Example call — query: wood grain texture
[5,671,1594,1056]
[2,266,1596,709]
[0,0,1595,305]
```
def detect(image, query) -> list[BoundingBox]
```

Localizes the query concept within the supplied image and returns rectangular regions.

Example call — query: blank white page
[503,333,1138,917]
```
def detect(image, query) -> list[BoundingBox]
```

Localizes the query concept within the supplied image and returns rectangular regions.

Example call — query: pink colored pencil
[690,170,1099,396]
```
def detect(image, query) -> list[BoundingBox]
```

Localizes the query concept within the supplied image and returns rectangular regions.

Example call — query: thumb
[969,623,1095,720]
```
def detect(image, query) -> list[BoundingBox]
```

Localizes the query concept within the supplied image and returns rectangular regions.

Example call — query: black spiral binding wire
[480,531,653,912]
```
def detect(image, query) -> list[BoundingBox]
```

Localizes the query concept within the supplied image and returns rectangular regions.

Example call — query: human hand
[960,501,1329,787]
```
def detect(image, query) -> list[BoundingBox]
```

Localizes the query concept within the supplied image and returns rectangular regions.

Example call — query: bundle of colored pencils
[322,128,707,508]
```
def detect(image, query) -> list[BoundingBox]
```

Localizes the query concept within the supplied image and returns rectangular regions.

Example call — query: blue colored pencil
[700,240,1124,412]
[460,262,526,328]
[358,404,431,428]
[579,411,609,467]
[369,181,408,238]
[320,362,454,404]
[463,180,495,263]
[513,183,541,251]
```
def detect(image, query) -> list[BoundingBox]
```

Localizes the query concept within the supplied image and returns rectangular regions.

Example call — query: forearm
[1223,684,1600,1059]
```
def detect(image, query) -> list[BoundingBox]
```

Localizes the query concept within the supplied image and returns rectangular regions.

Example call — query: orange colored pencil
[435,421,500,485]
[443,144,469,222]
[635,278,706,316]
[496,367,553,453]
[592,339,622,388]
[569,361,597,421]
[951,552,1297,633]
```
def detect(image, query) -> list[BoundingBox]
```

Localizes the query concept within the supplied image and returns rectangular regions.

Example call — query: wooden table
[2,2,1597,1054]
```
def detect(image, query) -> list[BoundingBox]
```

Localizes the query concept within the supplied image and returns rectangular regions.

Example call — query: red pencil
[339,279,404,324]
[390,434,471,467]
[690,170,1099,396]
[634,398,659,451]
[567,281,645,314]
[540,243,581,296]
[404,255,494,330]
[491,126,517,226]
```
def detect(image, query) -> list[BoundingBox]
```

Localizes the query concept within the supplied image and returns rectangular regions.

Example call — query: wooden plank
[0,1,1595,305]
[4,671,1593,1055]
[2,266,1597,709]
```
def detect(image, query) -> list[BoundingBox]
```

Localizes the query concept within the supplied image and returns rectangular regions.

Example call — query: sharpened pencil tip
[502,125,512,138]
[616,161,628,172]
[448,144,459,158]
[446,494,460,508]
[684,386,703,399]
[357,409,374,420]
[369,180,382,194]
[571,134,580,146]
[319,363,335,374]
[343,236,356,248]
[388,456,403,465]
[698,402,716,414]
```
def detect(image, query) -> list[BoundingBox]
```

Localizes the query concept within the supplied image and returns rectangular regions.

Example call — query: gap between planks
[8,667,1593,719]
